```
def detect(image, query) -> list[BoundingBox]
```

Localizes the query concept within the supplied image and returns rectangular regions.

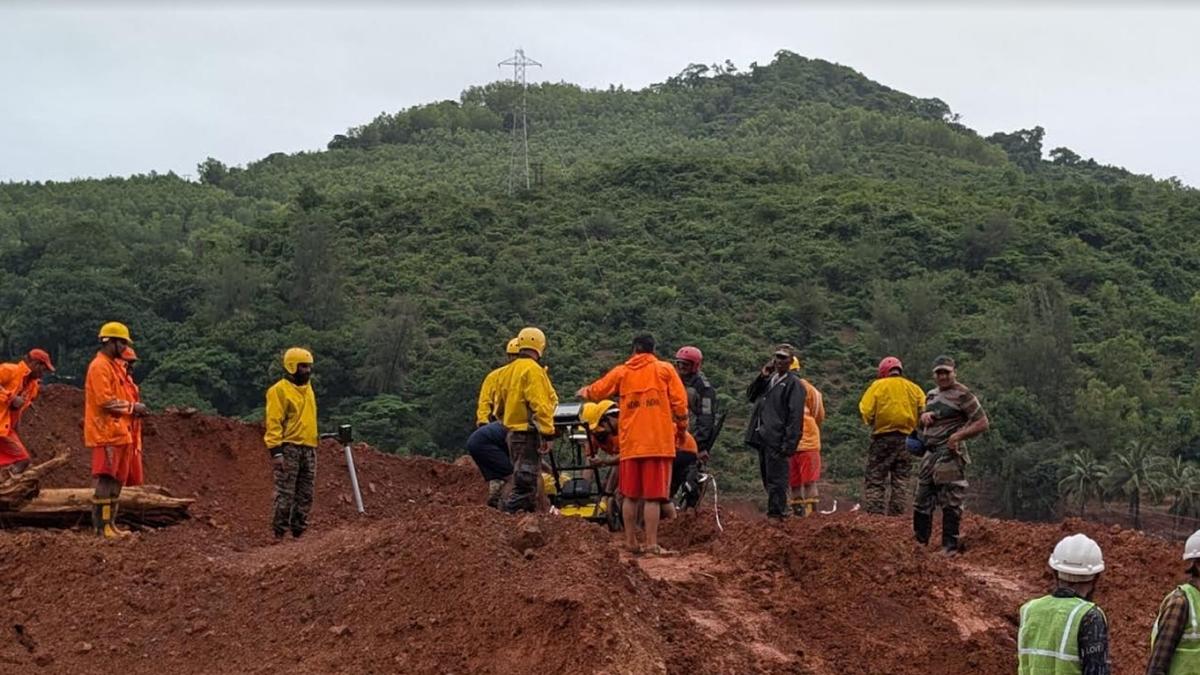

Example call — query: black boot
[942,509,962,554]
[913,510,932,545]
[91,498,104,535]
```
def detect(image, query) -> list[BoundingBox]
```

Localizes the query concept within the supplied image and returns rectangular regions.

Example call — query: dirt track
[0,386,1187,673]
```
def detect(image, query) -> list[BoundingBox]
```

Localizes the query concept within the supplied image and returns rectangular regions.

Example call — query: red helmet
[674,346,703,368]
[877,356,903,379]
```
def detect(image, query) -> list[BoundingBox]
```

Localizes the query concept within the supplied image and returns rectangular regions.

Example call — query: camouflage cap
[932,355,956,372]
[773,343,796,358]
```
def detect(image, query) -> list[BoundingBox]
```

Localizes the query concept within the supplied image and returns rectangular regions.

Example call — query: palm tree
[1058,450,1107,517]
[1160,457,1200,536]
[1103,440,1167,530]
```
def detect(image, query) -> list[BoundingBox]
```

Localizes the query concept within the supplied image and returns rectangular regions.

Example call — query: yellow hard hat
[515,327,547,356]
[283,347,314,374]
[98,321,133,344]
[790,356,801,371]
[505,338,520,355]
[581,400,618,431]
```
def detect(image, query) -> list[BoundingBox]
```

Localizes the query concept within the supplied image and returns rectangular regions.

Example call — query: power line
[497,48,541,195]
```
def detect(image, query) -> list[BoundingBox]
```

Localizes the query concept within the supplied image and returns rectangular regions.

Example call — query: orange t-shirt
[798,379,825,453]
[83,352,134,448]
[583,353,688,460]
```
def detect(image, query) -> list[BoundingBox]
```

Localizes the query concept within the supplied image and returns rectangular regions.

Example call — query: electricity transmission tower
[498,48,541,194]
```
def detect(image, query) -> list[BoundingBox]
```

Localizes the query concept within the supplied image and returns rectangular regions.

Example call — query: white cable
[710,476,724,532]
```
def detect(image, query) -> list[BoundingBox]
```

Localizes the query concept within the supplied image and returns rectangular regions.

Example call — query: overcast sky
[2,4,1197,185]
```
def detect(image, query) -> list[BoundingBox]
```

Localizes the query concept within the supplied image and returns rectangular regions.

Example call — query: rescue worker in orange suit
[578,334,688,556]
[663,431,699,520]
[85,322,147,538]
[0,348,56,476]
[119,347,145,487]
[788,356,826,517]
[582,401,621,515]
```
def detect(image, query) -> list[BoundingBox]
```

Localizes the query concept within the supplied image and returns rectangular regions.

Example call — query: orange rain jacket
[84,351,134,447]
[581,353,688,460]
[119,361,143,452]
[797,379,826,453]
[0,361,40,437]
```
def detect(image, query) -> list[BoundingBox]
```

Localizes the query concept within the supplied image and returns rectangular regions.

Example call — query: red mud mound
[0,385,1189,673]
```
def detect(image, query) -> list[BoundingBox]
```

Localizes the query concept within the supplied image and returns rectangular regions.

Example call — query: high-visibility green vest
[1151,583,1200,675]
[1017,595,1100,675]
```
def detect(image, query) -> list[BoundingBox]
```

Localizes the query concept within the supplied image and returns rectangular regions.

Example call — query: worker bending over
[0,348,55,477]
[476,338,520,427]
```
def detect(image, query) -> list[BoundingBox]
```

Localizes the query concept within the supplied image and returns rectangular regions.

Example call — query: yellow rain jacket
[492,356,558,436]
[264,379,318,450]
[858,375,925,436]
[475,366,506,426]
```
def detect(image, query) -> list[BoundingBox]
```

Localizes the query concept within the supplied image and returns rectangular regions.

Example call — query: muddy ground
[0,386,1183,673]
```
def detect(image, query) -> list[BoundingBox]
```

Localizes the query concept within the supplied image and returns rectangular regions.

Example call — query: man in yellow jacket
[858,356,925,515]
[476,338,520,427]
[492,327,558,513]
[265,347,318,539]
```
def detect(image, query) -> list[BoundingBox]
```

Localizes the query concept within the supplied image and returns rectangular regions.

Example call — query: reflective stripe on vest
[1151,583,1200,674]
[1018,595,1095,675]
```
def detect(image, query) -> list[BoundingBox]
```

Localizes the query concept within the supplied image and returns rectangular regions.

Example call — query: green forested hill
[3,51,1199,518]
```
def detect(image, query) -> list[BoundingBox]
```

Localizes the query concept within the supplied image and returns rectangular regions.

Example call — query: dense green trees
[2,51,1200,520]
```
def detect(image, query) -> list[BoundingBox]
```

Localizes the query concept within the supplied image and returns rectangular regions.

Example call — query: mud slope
[0,386,1184,673]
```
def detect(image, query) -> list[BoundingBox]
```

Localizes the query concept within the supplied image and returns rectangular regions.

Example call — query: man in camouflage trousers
[264,348,318,540]
[858,356,926,515]
[913,356,989,555]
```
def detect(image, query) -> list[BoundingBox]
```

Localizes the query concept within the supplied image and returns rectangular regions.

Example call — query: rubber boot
[486,479,505,509]
[91,498,104,535]
[110,501,132,537]
[913,510,932,545]
[93,498,128,540]
[941,509,961,554]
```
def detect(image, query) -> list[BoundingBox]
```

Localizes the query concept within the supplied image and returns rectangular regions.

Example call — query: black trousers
[757,446,791,518]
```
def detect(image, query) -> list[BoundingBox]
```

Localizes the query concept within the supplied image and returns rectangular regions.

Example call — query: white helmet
[1049,533,1105,581]
[1184,530,1200,561]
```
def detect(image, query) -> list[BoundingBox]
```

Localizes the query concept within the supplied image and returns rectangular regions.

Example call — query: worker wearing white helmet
[1017,533,1111,675]
[1146,529,1200,674]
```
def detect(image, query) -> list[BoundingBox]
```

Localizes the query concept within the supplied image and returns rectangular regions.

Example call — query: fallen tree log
[0,453,70,510]
[0,486,194,529]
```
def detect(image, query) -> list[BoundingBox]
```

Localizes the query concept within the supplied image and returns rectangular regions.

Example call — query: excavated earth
[0,385,1187,673]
